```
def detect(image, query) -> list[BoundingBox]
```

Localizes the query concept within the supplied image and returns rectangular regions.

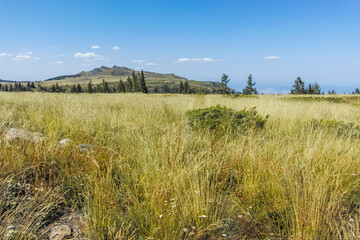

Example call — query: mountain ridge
[45,66,187,82]
[42,65,230,93]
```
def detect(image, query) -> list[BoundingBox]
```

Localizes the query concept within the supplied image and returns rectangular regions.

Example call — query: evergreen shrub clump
[186,105,268,135]
[311,119,360,139]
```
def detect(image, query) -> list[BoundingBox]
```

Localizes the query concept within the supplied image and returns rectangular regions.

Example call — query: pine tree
[219,74,230,94]
[139,70,148,93]
[184,80,190,94]
[117,80,125,93]
[243,74,258,95]
[77,84,82,93]
[163,83,170,93]
[126,76,133,92]
[291,77,306,94]
[131,71,138,92]
[87,81,93,93]
[102,79,109,93]
[307,83,313,94]
[30,82,35,88]
[70,85,77,93]
[179,81,184,93]
[313,82,321,94]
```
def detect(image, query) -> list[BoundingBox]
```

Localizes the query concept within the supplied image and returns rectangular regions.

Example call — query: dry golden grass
[0,92,360,239]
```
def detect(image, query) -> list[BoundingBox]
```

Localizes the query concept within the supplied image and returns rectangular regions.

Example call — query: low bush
[310,119,360,139]
[283,96,360,104]
[186,105,268,135]
[223,93,259,98]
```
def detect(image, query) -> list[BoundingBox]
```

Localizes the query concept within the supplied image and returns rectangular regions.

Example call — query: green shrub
[283,96,360,104]
[186,105,268,135]
[223,93,259,99]
[310,119,360,139]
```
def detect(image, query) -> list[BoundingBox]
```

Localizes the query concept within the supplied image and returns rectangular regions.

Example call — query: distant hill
[0,79,15,83]
[43,65,231,93]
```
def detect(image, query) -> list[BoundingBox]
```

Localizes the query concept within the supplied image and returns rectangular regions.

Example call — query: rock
[4,128,44,143]
[59,138,71,147]
[49,225,71,240]
[77,144,95,153]
[41,212,85,239]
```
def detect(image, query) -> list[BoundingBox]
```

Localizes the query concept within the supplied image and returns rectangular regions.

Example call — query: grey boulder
[4,128,45,143]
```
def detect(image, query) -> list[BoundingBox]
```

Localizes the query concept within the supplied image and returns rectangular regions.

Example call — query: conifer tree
[87,81,93,93]
[219,74,230,94]
[179,81,184,93]
[30,82,35,88]
[117,80,125,93]
[126,76,133,92]
[139,70,148,93]
[131,71,138,92]
[102,79,109,93]
[313,82,321,94]
[70,84,77,93]
[184,80,190,94]
[291,77,306,94]
[163,83,170,93]
[307,83,313,94]
[243,74,258,95]
[77,84,82,93]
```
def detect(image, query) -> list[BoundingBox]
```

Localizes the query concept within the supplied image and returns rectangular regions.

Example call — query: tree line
[1,72,359,95]
[0,82,36,92]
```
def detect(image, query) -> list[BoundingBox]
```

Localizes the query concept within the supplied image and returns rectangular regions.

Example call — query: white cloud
[91,45,100,49]
[54,61,63,64]
[13,53,39,61]
[176,57,217,63]
[132,59,144,63]
[193,57,215,62]
[0,52,12,57]
[145,62,157,66]
[74,52,99,58]
[264,56,280,60]
[176,58,191,62]
[112,46,120,50]
[74,52,106,61]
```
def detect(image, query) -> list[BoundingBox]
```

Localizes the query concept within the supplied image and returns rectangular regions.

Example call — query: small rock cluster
[4,128,45,143]
[1,128,92,239]
[42,213,85,240]
[49,225,71,240]
[2,128,96,153]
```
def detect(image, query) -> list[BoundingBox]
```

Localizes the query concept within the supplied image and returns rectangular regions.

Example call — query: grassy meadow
[1,92,360,239]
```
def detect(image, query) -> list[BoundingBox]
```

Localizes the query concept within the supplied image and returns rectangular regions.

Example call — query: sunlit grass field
[1,92,360,239]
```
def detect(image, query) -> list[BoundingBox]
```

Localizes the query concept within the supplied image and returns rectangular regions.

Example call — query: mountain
[43,65,228,93]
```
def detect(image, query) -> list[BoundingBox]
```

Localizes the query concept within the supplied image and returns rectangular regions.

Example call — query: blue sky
[0,0,359,93]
